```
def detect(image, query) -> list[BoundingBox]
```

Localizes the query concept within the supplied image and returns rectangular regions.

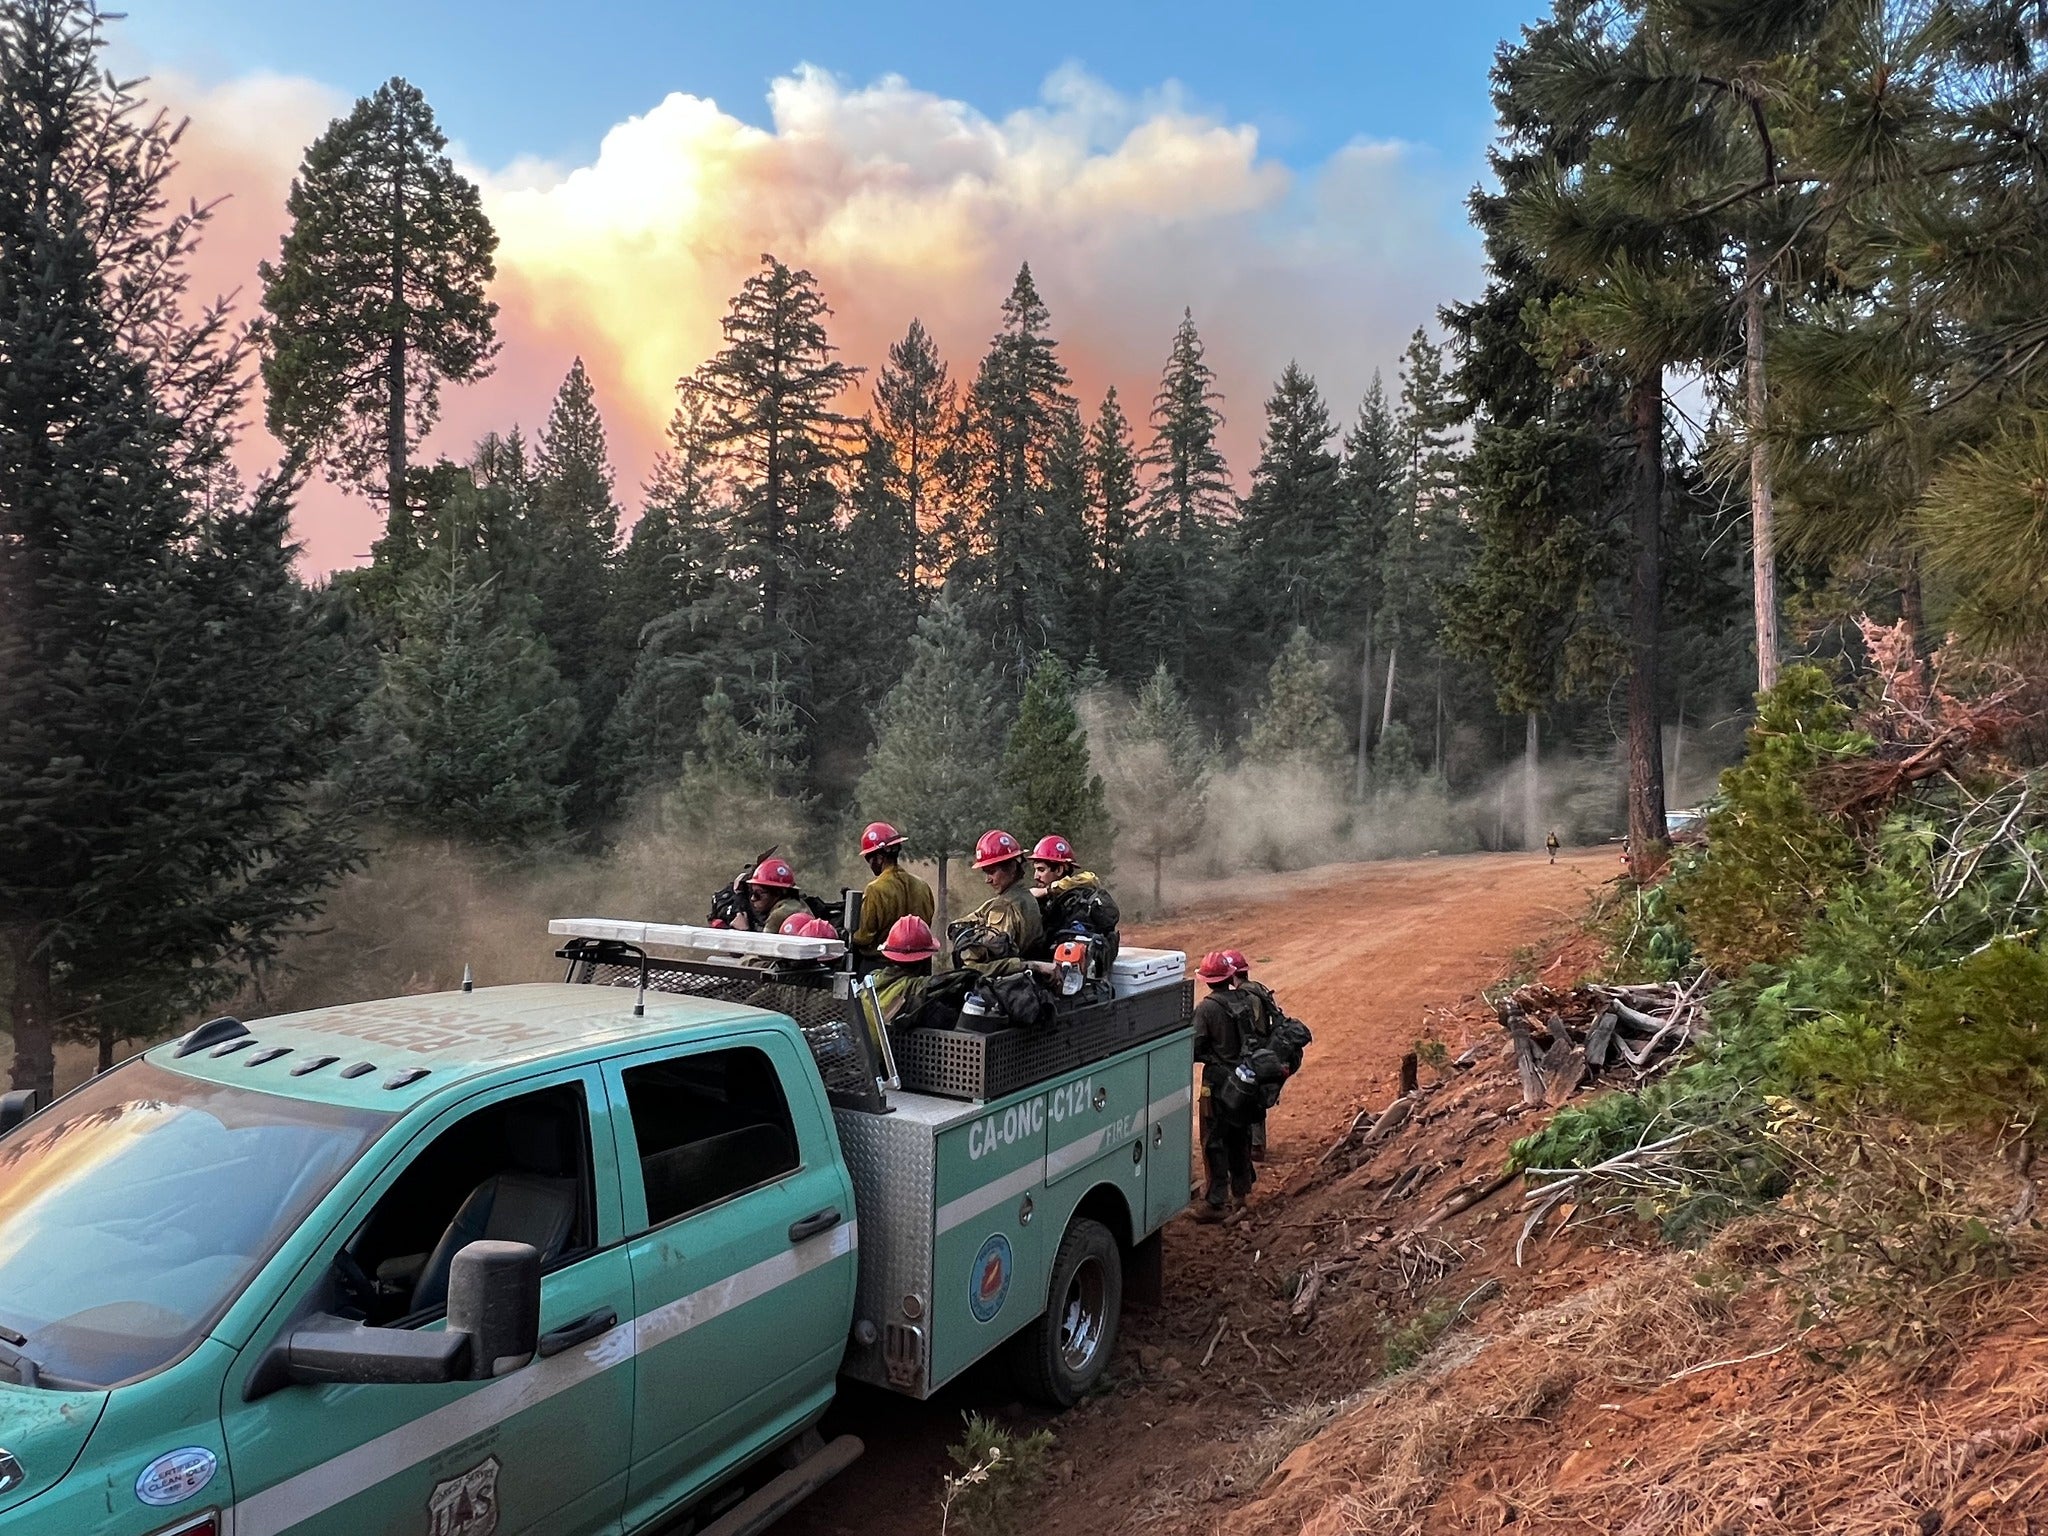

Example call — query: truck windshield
[0,1060,390,1389]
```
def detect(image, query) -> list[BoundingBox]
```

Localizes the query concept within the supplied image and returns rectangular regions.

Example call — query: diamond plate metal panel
[892,981,1194,1101]
[833,1106,937,1396]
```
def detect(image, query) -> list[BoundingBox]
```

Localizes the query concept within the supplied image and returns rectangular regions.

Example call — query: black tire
[1010,1216,1122,1407]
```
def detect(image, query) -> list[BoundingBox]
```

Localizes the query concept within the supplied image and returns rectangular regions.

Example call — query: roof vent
[245,1047,292,1067]
[382,1068,429,1090]
[209,1038,257,1059]
[289,1054,340,1077]
[338,1062,375,1080]
[175,1017,249,1058]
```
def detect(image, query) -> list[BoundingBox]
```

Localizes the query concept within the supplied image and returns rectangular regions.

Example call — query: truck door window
[345,1084,595,1326]
[622,1048,800,1226]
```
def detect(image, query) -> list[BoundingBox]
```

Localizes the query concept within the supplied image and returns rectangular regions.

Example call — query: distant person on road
[849,822,934,968]
[1193,950,1254,1221]
[1546,830,1560,865]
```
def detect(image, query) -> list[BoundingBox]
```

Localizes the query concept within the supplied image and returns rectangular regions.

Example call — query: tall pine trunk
[1523,710,1540,851]
[1626,374,1669,874]
[385,145,408,547]
[1354,617,1373,802]
[1745,249,1779,692]
[1152,850,1164,912]
[1380,641,1397,738]
[6,929,56,1102]
[935,853,950,936]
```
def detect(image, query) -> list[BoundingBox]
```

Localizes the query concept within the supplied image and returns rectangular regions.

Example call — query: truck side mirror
[0,1090,40,1135]
[448,1240,540,1379]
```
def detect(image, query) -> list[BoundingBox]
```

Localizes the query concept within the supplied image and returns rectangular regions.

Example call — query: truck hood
[0,1383,108,1516]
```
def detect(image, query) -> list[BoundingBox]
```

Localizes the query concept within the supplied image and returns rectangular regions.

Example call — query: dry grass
[1221,1206,2048,1536]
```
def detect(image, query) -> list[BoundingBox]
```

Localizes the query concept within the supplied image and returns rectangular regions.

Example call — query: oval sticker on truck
[969,1233,1013,1323]
[136,1447,216,1506]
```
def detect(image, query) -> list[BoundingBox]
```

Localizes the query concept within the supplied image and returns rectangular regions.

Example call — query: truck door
[1145,1038,1197,1232]
[602,1031,856,1531]
[220,1069,635,1536]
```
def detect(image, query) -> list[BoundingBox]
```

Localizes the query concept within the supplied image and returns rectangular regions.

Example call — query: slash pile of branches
[1494,978,1710,1110]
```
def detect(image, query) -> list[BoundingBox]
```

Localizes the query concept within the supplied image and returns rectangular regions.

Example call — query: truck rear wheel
[1011,1217,1122,1406]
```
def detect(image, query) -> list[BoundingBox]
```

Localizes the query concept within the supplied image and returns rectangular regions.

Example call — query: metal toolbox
[892,980,1194,1102]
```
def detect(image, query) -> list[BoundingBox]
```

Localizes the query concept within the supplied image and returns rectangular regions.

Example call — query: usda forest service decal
[970,1232,1013,1323]
[427,1454,501,1536]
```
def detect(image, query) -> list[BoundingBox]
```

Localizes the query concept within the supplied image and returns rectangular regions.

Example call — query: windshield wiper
[0,1333,41,1389]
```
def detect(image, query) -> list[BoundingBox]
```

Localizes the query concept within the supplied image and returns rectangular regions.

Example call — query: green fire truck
[0,917,1193,1536]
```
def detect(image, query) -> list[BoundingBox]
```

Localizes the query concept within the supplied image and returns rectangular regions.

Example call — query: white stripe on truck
[229,1221,856,1536]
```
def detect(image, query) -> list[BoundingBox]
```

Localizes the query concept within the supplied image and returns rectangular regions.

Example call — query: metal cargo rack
[890,980,1194,1102]
[557,936,889,1113]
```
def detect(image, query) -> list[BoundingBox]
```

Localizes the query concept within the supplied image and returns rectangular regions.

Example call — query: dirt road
[776,847,1613,1536]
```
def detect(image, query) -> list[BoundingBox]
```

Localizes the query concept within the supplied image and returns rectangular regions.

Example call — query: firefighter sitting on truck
[1193,950,1255,1221]
[871,915,940,1023]
[1028,834,1120,970]
[849,821,935,968]
[951,829,1044,969]
[715,856,811,936]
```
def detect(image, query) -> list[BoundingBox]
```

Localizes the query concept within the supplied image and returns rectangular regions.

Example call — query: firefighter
[1193,950,1254,1221]
[849,821,935,966]
[872,915,940,1023]
[1225,949,1280,1163]
[1029,834,1120,965]
[1546,829,1560,865]
[730,856,809,936]
[955,829,1044,967]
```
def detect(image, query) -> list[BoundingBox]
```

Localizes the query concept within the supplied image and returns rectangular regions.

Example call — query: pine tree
[654,679,813,882]
[1088,387,1140,666]
[1140,308,1233,541]
[872,317,955,585]
[1236,363,1347,667]
[1245,628,1346,771]
[354,560,582,844]
[1104,663,1210,910]
[1340,373,1401,791]
[260,77,499,549]
[532,359,621,676]
[955,264,1089,665]
[1,0,358,1091]
[857,599,1010,928]
[1000,655,1112,867]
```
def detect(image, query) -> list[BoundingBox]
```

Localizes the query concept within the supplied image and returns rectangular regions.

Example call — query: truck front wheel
[1011,1217,1122,1406]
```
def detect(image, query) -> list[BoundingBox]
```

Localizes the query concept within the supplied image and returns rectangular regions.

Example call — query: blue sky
[122,0,1542,183]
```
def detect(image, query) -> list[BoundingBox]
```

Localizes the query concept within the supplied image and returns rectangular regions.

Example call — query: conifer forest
[5,0,2048,1105]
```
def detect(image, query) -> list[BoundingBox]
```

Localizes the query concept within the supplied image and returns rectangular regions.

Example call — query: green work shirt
[873,964,929,1023]
[757,895,808,937]
[852,863,935,957]
[976,881,1044,960]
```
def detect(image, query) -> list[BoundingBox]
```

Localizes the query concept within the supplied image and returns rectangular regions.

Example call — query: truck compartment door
[1145,1037,1197,1233]
[929,1086,1050,1388]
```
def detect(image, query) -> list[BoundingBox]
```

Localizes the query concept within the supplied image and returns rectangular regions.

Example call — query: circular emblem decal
[136,1446,217,1507]
[969,1232,1013,1323]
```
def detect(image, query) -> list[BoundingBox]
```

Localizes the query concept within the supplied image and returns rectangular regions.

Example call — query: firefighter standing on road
[955,829,1044,967]
[1546,830,1560,865]
[1193,950,1254,1221]
[849,822,935,966]
[1225,949,1281,1163]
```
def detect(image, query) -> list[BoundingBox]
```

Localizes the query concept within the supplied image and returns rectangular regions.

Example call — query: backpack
[1041,883,1121,971]
[947,917,1016,969]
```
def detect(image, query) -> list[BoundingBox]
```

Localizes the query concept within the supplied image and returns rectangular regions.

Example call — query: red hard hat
[859,821,906,856]
[972,829,1024,869]
[880,915,941,963]
[781,914,837,940]
[1030,834,1075,865]
[750,857,797,890]
[1223,949,1250,978]
[1197,951,1236,984]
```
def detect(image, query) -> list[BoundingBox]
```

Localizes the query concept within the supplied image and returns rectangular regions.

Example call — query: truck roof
[145,982,781,1111]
